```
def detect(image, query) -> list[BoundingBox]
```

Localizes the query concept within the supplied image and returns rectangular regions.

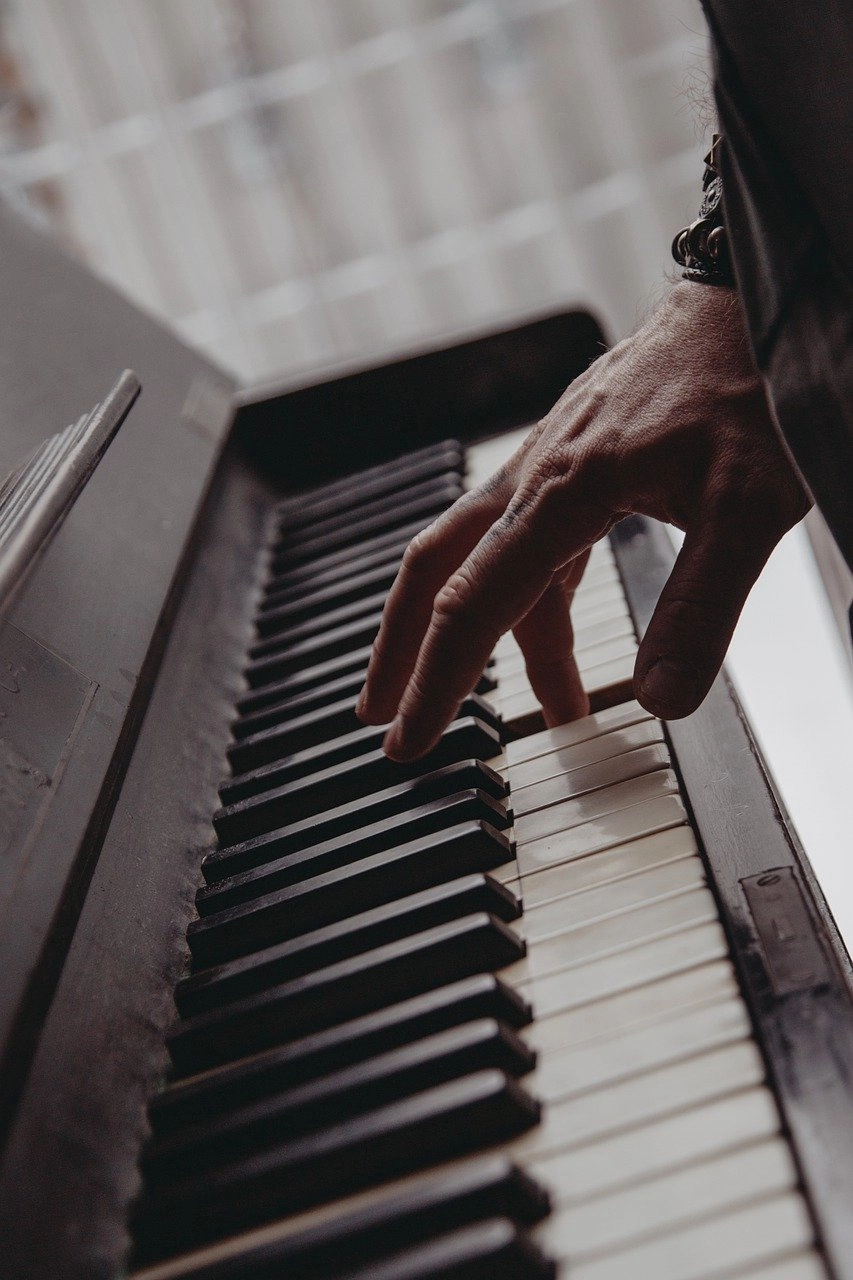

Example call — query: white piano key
[572,605,633,641]
[583,654,635,693]
[512,919,730,1018]
[532,995,752,1099]
[520,825,699,908]
[512,743,672,817]
[464,427,532,489]
[492,598,622,669]
[548,1035,764,1127]
[515,770,681,846]
[521,855,706,939]
[505,702,653,766]
[572,577,627,608]
[489,605,624,677]
[496,637,638,695]
[580,652,637,684]
[509,884,718,982]
[495,632,637,682]
[571,597,634,630]
[492,687,543,726]
[489,859,521,887]
[528,1086,782,1205]
[540,1137,797,1262]
[517,793,688,875]
[497,686,546,725]
[565,1192,814,1280]
[573,614,636,649]
[574,563,622,592]
[493,624,636,683]
[513,1038,765,1164]
[509,718,666,792]
[524,957,740,1056]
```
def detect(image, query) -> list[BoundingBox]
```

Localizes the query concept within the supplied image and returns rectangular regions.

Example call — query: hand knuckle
[401,523,438,574]
[433,565,477,624]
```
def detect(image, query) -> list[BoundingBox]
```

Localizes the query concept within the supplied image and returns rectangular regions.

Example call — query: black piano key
[232,671,367,736]
[137,1157,548,1280]
[234,659,495,722]
[271,477,462,571]
[169,915,526,1073]
[256,559,400,632]
[231,692,363,753]
[133,1070,540,1261]
[275,441,464,530]
[144,1020,535,1182]
[218,715,502,811]
[244,611,383,683]
[244,641,373,693]
[154,975,532,1125]
[335,1219,555,1280]
[209,759,507,866]
[183,874,520,1013]
[224,716,388,794]
[261,546,403,619]
[226,692,499,778]
[262,516,427,601]
[249,591,388,659]
[199,791,508,908]
[189,822,513,965]
[274,474,462,554]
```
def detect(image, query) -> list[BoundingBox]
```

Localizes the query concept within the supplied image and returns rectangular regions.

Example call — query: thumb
[634,517,776,719]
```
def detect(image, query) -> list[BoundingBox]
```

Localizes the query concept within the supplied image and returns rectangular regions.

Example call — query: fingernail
[639,659,701,717]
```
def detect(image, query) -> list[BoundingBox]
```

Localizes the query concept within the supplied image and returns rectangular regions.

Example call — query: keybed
[129,436,830,1280]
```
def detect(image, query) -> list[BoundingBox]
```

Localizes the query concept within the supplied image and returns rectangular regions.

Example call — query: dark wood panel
[0,203,236,1138]
[611,513,853,1280]
[234,310,606,487]
[0,449,274,1280]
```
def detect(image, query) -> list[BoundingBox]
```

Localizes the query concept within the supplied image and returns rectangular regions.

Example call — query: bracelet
[672,133,735,288]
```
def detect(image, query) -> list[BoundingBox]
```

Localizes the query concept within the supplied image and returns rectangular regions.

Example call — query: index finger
[382,484,609,760]
[356,484,505,725]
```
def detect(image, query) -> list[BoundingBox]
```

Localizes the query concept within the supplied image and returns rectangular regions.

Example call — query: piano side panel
[0,202,236,1138]
[0,448,275,1280]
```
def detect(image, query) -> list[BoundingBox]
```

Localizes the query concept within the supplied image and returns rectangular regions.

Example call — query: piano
[0,197,851,1280]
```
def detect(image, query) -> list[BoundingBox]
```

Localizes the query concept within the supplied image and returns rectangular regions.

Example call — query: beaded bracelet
[672,134,735,288]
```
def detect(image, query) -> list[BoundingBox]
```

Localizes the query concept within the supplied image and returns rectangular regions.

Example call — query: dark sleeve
[701,0,853,568]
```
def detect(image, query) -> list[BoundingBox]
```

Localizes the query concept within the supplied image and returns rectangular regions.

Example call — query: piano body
[0,198,851,1280]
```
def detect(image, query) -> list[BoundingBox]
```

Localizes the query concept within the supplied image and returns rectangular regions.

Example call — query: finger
[634,515,779,719]
[383,490,608,760]
[383,525,558,760]
[356,485,505,725]
[512,552,591,726]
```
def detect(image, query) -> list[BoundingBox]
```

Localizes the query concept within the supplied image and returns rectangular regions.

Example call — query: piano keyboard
[129,438,828,1280]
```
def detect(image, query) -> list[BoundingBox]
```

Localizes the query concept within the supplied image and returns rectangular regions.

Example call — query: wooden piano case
[0,200,851,1280]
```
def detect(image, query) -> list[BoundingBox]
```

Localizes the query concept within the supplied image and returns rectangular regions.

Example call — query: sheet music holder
[0,370,139,621]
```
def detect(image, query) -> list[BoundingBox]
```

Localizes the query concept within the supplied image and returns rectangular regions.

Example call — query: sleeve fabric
[701,0,853,568]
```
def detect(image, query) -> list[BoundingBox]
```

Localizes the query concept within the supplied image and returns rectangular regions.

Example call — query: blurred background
[0,0,851,942]
[0,0,708,385]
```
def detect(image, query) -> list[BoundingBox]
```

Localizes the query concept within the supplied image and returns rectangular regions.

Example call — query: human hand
[356,283,810,760]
